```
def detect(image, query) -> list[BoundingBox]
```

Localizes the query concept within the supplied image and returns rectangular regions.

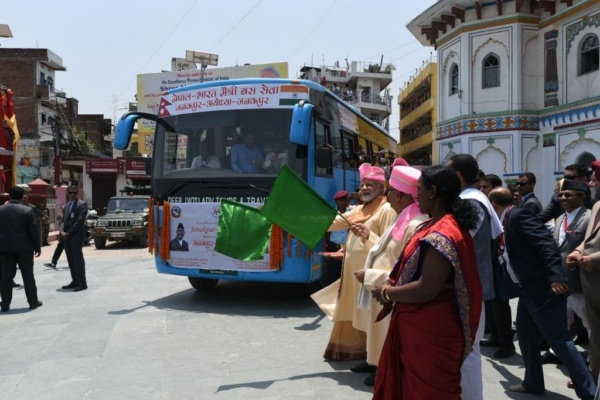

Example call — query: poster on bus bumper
[166,202,271,272]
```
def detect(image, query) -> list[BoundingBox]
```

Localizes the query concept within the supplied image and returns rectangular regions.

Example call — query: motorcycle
[85,209,99,246]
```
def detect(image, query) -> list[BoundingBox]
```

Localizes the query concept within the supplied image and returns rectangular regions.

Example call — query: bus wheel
[94,237,107,249]
[188,277,219,290]
[139,230,149,248]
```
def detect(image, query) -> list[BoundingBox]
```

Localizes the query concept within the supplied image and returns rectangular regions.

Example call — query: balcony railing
[347,93,392,107]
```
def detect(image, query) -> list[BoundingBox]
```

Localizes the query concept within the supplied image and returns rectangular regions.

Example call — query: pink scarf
[391,202,422,242]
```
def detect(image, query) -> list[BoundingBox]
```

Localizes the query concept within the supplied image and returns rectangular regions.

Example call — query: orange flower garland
[269,224,284,270]
[160,201,171,261]
[297,239,302,258]
[148,197,154,255]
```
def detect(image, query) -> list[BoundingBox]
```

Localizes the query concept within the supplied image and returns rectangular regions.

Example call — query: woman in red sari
[372,165,482,400]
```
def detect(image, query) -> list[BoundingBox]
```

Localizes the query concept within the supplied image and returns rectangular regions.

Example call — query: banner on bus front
[166,202,271,272]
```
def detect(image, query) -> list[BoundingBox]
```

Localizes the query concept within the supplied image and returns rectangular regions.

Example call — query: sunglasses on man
[516,182,530,186]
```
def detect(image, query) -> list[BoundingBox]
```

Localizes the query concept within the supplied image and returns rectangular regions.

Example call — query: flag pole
[337,211,353,226]
[336,211,369,240]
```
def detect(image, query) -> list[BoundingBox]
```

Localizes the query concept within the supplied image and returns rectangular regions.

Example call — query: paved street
[0,241,582,399]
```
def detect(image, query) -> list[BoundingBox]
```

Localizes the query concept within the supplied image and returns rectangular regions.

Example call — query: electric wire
[209,0,264,52]
[288,0,338,61]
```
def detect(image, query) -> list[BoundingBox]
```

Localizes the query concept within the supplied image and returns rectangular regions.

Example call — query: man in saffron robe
[312,163,397,361]
[351,165,427,386]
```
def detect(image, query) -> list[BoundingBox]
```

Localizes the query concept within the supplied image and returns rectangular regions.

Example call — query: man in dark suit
[516,172,543,214]
[542,180,592,371]
[569,177,600,390]
[0,186,42,311]
[489,187,596,398]
[538,164,594,223]
[60,185,88,292]
[169,223,189,251]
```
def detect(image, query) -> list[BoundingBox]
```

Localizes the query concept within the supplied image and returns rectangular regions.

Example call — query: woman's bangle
[381,285,392,303]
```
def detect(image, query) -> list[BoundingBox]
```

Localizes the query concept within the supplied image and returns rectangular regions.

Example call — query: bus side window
[331,130,343,168]
[314,120,332,176]
[341,133,358,169]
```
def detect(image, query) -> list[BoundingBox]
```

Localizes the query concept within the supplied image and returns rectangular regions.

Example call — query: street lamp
[185,50,219,83]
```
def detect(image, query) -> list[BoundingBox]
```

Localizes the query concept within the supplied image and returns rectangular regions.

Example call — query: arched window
[580,34,599,75]
[482,54,500,88]
[450,63,459,96]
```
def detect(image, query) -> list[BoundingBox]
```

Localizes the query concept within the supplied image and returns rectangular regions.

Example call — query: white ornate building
[408,0,599,203]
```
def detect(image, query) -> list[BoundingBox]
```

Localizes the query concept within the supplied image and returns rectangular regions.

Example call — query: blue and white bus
[114,78,397,290]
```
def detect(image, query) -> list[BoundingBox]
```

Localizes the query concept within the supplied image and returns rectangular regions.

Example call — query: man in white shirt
[191,143,221,169]
[263,142,288,174]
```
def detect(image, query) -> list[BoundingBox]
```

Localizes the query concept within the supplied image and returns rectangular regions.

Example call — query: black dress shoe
[541,351,562,364]
[29,300,43,310]
[364,371,376,386]
[350,361,377,373]
[494,347,516,358]
[480,338,499,347]
[1,306,9,312]
[73,285,88,292]
[12,281,21,288]
[62,282,77,289]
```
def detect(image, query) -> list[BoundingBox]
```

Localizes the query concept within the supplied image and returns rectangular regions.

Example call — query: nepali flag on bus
[261,165,337,250]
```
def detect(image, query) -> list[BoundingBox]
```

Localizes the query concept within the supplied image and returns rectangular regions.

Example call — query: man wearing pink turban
[312,163,397,362]
[351,165,427,386]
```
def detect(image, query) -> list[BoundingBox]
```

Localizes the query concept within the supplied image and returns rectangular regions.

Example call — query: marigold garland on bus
[160,201,170,261]
[148,197,155,255]
[269,223,284,270]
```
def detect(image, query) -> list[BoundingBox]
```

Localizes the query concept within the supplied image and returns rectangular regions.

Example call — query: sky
[2,0,437,140]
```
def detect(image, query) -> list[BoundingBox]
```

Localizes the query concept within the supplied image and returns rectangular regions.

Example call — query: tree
[60,126,98,158]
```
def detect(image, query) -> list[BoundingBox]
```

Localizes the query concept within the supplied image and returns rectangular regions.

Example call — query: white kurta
[312,200,397,360]
[329,202,397,323]
[355,215,428,366]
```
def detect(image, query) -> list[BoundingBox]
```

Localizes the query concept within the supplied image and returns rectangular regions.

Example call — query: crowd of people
[314,156,600,400]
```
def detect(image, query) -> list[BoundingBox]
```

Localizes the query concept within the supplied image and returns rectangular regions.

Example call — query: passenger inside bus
[262,141,288,174]
[231,134,264,173]
[190,142,221,169]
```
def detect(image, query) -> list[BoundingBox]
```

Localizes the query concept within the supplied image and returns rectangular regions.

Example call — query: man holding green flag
[312,163,397,362]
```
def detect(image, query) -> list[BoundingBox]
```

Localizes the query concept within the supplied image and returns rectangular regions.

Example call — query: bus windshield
[153,108,301,179]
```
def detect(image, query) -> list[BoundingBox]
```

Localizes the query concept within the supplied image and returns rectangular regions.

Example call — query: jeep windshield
[106,198,149,213]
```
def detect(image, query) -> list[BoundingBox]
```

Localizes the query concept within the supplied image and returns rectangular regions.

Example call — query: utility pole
[49,115,62,185]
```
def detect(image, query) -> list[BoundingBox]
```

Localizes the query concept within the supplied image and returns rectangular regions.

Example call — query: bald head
[489,187,514,206]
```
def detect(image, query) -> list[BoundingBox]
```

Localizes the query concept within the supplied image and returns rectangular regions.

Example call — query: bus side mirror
[316,146,332,169]
[290,101,313,146]
[114,112,158,150]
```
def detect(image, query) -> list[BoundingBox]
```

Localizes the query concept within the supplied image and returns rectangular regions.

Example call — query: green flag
[214,199,272,261]
[261,164,337,250]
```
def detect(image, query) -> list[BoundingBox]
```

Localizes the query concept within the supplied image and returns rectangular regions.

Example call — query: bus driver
[191,143,221,169]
